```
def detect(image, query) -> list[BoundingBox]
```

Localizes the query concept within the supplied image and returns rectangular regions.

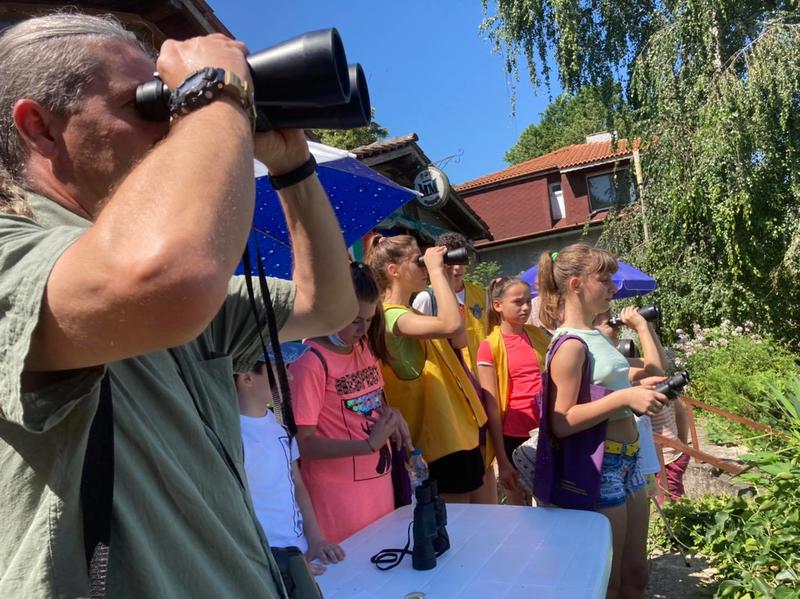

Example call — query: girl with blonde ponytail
[366,234,488,503]
[536,243,669,599]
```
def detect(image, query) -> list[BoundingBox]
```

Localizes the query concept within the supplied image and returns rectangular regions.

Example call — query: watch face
[182,69,212,91]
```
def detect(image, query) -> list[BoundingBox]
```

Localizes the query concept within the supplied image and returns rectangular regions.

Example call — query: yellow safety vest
[381,304,488,463]
[462,281,489,376]
[485,324,550,418]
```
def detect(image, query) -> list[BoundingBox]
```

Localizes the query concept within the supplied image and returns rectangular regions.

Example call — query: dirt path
[645,427,749,598]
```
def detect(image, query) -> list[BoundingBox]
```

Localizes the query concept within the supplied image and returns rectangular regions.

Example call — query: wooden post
[632,145,649,242]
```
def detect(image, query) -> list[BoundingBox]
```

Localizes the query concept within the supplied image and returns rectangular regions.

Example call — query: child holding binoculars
[537,243,669,599]
[366,235,488,504]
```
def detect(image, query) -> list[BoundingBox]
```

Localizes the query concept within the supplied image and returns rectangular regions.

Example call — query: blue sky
[210,0,560,185]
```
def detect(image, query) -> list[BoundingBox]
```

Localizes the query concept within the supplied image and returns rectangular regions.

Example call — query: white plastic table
[316,503,612,599]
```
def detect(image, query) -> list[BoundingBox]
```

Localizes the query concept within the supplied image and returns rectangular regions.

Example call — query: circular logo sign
[413,166,450,209]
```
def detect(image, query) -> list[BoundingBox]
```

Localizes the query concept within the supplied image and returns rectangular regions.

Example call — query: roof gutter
[475,218,605,249]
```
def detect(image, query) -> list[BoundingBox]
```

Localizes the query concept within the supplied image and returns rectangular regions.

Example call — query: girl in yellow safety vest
[366,234,488,504]
[476,277,550,505]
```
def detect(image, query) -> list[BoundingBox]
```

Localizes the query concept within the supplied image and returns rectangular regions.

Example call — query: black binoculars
[412,480,450,571]
[654,371,691,400]
[136,29,370,132]
[608,304,661,329]
[416,247,469,267]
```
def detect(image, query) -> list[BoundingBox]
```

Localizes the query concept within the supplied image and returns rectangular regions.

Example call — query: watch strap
[268,155,317,190]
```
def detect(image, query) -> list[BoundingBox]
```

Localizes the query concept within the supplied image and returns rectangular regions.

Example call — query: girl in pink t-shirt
[290,262,412,544]
[476,277,550,505]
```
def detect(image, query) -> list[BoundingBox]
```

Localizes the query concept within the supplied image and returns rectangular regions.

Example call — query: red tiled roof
[351,133,419,159]
[456,138,639,193]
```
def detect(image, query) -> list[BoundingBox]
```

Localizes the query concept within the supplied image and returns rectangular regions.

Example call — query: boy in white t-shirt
[235,349,345,575]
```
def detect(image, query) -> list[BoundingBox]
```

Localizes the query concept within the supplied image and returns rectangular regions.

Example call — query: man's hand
[157,34,252,91]
[254,128,312,177]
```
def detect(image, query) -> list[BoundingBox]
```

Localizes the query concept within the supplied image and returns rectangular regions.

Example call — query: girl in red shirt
[476,277,550,505]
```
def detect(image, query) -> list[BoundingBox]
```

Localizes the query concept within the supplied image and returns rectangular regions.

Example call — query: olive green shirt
[384,306,426,380]
[0,193,295,597]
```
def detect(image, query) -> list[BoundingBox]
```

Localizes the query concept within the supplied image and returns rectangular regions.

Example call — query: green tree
[505,85,628,165]
[465,261,502,287]
[482,1,800,345]
[312,109,389,150]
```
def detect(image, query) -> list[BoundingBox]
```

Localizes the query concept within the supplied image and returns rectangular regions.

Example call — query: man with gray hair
[0,11,356,598]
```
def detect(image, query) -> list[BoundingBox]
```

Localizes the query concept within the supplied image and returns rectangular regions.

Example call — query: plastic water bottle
[407,449,429,505]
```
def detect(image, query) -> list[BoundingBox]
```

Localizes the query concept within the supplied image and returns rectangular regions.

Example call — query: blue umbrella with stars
[237,141,418,278]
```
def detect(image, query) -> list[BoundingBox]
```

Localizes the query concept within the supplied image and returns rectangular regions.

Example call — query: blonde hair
[487,276,530,329]
[364,234,417,292]
[537,243,617,329]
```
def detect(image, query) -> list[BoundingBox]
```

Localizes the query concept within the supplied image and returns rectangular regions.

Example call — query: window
[549,183,565,220]
[587,169,636,212]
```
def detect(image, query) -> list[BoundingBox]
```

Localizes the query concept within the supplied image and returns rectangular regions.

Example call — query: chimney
[585,131,613,144]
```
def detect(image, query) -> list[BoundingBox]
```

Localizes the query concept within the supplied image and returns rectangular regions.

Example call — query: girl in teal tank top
[537,243,669,599]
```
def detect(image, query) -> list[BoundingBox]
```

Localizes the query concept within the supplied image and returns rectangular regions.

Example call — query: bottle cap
[411,448,422,456]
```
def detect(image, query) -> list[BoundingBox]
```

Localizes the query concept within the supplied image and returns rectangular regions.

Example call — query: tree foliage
[482,1,800,345]
[312,109,389,150]
[504,84,628,164]
[464,260,502,287]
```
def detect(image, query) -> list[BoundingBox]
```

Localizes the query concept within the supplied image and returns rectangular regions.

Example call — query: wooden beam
[653,434,745,476]
[680,395,789,439]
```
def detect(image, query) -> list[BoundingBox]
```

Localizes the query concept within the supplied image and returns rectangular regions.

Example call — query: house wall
[463,176,555,242]
[475,226,603,276]
[464,158,634,276]
[464,159,633,243]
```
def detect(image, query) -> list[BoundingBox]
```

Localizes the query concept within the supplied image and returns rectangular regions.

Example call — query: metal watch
[169,67,256,129]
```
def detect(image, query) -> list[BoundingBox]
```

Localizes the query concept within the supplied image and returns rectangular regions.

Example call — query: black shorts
[428,446,484,494]
[503,435,528,471]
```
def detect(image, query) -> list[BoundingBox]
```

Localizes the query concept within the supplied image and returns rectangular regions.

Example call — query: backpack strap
[306,345,328,378]
[545,334,591,382]
[535,332,611,509]
[426,287,437,316]
[81,371,114,599]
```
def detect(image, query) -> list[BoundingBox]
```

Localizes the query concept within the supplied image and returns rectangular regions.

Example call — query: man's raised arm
[255,132,358,342]
[23,36,270,370]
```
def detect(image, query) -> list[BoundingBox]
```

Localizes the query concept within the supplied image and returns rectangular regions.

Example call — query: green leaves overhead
[483,0,800,344]
[504,84,628,164]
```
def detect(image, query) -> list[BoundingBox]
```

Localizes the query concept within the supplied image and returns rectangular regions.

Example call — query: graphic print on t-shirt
[335,364,391,481]
[277,430,304,540]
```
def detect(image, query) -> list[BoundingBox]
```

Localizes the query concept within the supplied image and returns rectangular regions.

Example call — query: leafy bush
[659,446,800,598]
[657,327,800,597]
[672,320,800,447]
